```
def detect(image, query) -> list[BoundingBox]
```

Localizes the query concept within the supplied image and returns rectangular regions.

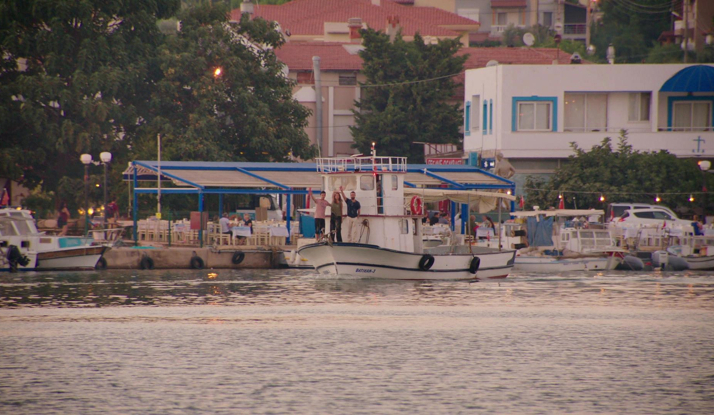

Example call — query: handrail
[316,156,407,173]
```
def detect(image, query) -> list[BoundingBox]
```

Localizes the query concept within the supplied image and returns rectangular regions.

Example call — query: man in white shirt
[219,212,231,234]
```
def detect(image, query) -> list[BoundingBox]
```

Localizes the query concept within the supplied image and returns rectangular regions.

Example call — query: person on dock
[310,189,330,240]
[339,186,361,243]
[57,202,70,236]
[220,213,231,235]
[106,198,119,223]
[330,191,343,243]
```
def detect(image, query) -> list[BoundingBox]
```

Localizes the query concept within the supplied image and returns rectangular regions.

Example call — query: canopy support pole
[198,192,204,248]
[133,162,138,244]
[219,193,224,218]
[286,191,292,245]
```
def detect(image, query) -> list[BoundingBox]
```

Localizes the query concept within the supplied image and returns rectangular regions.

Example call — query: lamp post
[700,160,710,224]
[80,154,93,236]
[607,43,615,64]
[100,152,112,222]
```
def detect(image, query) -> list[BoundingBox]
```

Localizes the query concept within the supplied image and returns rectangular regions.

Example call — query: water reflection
[1,269,713,309]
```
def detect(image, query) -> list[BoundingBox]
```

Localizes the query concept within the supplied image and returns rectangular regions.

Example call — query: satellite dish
[486,60,499,67]
[523,33,535,47]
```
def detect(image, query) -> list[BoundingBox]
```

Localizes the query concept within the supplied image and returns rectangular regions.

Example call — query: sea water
[1,269,713,414]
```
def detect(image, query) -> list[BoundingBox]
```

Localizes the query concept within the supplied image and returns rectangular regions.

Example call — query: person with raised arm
[309,188,331,240]
[339,186,361,243]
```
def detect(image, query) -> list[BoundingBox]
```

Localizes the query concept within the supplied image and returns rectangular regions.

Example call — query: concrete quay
[102,246,283,269]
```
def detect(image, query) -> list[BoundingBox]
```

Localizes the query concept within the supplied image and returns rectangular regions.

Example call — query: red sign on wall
[426,158,464,165]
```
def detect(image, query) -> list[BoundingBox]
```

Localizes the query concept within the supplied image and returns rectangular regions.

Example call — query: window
[628,93,650,121]
[634,211,655,219]
[391,175,398,191]
[673,101,712,131]
[543,12,553,27]
[465,101,471,132]
[489,100,493,133]
[517,101,552,131]
[296,72,313,84]
[497,13,507,25]
[652,211,673,220]
[329,176,356,191]
[333,114,354,142]
[458,8,480,23]
[360,175,374,190]
[339,74,356,86]
[483,101,488,134]
[564,93,607,132]
[471,95,480,130]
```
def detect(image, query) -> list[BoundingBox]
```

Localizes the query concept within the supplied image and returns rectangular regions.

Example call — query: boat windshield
[0,219,19,236]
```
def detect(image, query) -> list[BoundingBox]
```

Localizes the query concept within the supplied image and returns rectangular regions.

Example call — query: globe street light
[80,154,93,236]
[100,152,112,222]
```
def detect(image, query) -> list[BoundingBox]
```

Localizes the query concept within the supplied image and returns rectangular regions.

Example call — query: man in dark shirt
[429,212,440,226]
[339,186,361,243]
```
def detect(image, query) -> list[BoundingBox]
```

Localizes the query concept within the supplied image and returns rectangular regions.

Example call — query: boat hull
[681,255,714,270]
[298,243,515,280]
[514,254,617,273]
[36,246,106,270]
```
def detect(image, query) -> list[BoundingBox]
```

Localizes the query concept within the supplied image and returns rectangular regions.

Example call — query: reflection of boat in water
[297,156,516,280]
[480,209,634,273]
[0,208,106,271]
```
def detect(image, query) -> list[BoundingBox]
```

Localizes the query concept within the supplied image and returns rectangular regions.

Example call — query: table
[476,228,495,238]
[231,226,252,237]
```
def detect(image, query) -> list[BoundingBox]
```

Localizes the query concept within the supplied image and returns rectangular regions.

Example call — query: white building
[463,63,714,186]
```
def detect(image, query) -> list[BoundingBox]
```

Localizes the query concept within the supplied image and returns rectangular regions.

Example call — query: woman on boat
[330,191,343,243]
[57,202,70,236]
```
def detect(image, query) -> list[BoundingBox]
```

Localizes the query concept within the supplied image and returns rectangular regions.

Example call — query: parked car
[616,208,693,229]
[606,203,677,222]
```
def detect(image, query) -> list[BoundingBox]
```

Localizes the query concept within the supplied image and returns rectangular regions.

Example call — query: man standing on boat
[339,186,361,243]
[310,189,331,240]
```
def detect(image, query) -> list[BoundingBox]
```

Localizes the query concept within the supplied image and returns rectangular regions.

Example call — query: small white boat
[297,156,516,281]
[0,208,106,271]
[488,210,626,273]
[663,236,714,270]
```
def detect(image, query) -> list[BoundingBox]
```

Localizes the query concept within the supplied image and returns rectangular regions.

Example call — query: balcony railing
[563,24,586,35]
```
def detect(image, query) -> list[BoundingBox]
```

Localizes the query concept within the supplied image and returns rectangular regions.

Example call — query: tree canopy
[136,5,315,163]
[351,29,467,163]
[0,0,181,191]
[524,132,711,215]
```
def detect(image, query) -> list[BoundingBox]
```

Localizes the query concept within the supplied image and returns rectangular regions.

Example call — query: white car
[616,208,693,229]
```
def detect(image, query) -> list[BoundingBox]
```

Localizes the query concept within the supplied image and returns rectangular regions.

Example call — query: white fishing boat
[297,156,516,280]
[0,208,106,271]
[662,235,714,270]
[488,210,629,272]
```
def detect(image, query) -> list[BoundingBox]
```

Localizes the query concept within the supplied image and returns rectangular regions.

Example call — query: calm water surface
[1,269,713,414]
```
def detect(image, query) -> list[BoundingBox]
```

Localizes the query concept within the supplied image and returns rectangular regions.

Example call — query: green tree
[351,29,467,163]
[137,4,315,163]
[523,132,708,213]
[0,0,181,190]
[591,0,671,63]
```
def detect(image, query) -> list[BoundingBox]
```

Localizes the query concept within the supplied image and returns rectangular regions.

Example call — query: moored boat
[297,156,516,280]
[0,208,106,271]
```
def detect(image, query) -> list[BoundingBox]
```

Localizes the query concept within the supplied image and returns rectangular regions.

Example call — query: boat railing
[316,156,407,173]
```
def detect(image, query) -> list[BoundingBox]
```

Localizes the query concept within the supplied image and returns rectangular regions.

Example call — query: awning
[123,160,513,191]
[660,65,714,92]
[404,188,515,213]
[510,209,604,218]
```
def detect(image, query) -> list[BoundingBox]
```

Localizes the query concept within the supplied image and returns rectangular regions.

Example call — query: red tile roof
[274,42,582,75]
[232,0,480,38]
[275,42,364,71]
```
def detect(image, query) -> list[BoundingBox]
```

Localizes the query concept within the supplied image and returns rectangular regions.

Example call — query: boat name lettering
[355,268,376,273]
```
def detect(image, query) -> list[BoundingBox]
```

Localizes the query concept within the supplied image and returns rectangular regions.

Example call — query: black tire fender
[418,254,435,271]
[469,257,481,274]
[140,256,154,270]
[232,251,245,265]
[96,257,107,270]
[190,256,205,269]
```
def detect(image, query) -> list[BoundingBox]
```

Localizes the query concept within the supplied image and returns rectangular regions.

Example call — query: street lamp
[700,160,710,224]
[80,154,93,236]
[100,152,112,222]
[607,44,615,64]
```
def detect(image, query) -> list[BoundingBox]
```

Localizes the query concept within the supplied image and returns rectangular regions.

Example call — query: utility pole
[312,56,323,157]
[683,0,689,63]
[585,0,591,51]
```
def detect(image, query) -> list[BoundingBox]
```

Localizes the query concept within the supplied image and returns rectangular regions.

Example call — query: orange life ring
[410,195,423,215]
